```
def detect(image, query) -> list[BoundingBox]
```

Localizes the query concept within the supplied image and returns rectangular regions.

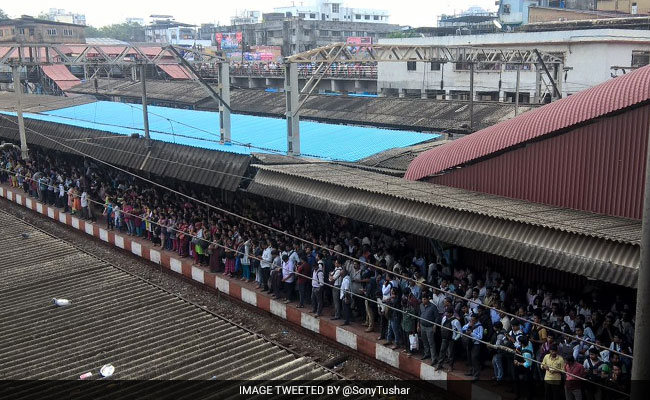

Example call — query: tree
[37,12,53,21]
[0,9,9,19]
[85,22,145,42]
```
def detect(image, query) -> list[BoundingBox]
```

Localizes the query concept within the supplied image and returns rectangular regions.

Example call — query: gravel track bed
[1,198,397,381]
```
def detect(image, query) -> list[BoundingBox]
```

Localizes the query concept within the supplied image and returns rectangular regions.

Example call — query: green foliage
[85,22,145,42]
[0,9,9,19]
[387,30,419,39]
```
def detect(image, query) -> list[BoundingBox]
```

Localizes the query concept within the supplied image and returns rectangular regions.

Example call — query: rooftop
[0,16,86,27]
[1,101,437,162]
[405,64,650,181]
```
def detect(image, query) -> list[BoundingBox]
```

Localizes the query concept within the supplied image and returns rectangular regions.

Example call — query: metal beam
[534,49,562,99]
[286,42,564,65]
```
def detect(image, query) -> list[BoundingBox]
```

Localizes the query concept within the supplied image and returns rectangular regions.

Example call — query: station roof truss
[0,43,226,67]
[285,42,565,65]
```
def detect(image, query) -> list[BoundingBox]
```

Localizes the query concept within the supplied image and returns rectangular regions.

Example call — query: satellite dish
[493,20,503,30]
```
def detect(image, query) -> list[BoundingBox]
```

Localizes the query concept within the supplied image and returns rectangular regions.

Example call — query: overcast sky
[3,0,498,28]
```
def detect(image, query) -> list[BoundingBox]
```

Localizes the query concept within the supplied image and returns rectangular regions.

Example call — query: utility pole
[139,64,151,145]
[218,60,231,144]
[515,65,521,116]
[284,62,300,156]
[631,129,650,399]
[469,62,474,130]
[12,65,29,160]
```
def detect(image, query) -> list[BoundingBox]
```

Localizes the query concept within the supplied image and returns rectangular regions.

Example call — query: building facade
[597,0,650,14]
[200,16,400,55]
[144,17,211,46]
[273,0,389,23]
[376,29,650,102]
[0,16,86,44]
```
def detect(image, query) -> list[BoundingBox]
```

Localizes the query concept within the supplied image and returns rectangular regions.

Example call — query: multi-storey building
[0,16,86,44]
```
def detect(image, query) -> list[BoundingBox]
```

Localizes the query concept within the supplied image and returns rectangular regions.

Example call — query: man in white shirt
[311,260,325,316]
[281,254,295,304]
[340,269,352,325]
[329,259,344,320]
[260,241,273,292]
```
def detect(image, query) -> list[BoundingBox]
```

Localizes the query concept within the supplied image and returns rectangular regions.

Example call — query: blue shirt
[462,322,484,344]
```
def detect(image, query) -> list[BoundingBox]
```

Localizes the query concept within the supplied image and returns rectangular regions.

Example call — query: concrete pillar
[12,65,29,160]
[218,61,231,144]
[284,62,300,156]
[421,90,428,99]
[398,88,405,98]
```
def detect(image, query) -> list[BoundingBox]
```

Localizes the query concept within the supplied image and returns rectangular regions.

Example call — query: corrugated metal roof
[251,163,640,245]
[67,78,539,132]
[248,165,639,288]
[5,101,435,162]
[0,93,96,113]
[0,210,339,381]
[405,64,650,181]
[0,116,249,191]
[356,139,451,171]
[158,64,192,79]
[40,65,81,91]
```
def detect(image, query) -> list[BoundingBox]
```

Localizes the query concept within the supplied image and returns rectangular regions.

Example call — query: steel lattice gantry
[0,43,232,158]
[282,42,565,156]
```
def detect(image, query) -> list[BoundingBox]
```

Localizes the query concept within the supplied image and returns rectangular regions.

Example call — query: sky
[3,0,498,28]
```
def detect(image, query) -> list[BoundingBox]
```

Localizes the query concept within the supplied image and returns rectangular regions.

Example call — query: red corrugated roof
[158,64,192,79]
[405,65,650,181]
[41,65,80,91]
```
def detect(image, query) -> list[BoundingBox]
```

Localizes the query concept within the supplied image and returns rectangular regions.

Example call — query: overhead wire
[0,114,633,360]
[0,169,630,397]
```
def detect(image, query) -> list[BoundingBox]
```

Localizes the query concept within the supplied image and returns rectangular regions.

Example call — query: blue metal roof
[6,101,438,161]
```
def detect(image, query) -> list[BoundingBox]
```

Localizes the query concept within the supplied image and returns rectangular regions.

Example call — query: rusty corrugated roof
[405,65,650,181]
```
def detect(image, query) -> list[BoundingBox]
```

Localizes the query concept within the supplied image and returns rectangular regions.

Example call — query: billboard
[346,36,372,45]
[215,32,243,50]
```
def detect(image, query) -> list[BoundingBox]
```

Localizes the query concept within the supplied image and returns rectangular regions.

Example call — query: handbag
[409,334,419,351]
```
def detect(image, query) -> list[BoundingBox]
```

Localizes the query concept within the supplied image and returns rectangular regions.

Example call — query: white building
[274,1,389,23]
[231,10,261,25]
[46,8,86,26]
[377,29,650,102]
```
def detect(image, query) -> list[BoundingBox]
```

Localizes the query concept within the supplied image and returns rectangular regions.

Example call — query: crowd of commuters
[230,61,378,79]
[0,146,634,397]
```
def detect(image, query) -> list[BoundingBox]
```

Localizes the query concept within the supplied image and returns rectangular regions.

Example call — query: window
[365,15,370,20]
[343,30,352,37]
[503,4,511,14]
[355,14,361,19]
[332,3,340,13]
[407,61,417,71]
[299,13,305,18]
[303,29,311,36]
[47,28,57,36]
[374,16,379,20]
[19,28,25,35]
[0,31,3,37]
[29,28,34,36]
[310,13,316,18]
[431,62,442,71]
[320,30,329,36]
[63,29,74,36]
[331,31,341,37]
[11,28,15,35]
[632,51,650,67]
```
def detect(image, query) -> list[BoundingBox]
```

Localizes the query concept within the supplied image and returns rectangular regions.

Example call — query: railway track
[0,209,352,395]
